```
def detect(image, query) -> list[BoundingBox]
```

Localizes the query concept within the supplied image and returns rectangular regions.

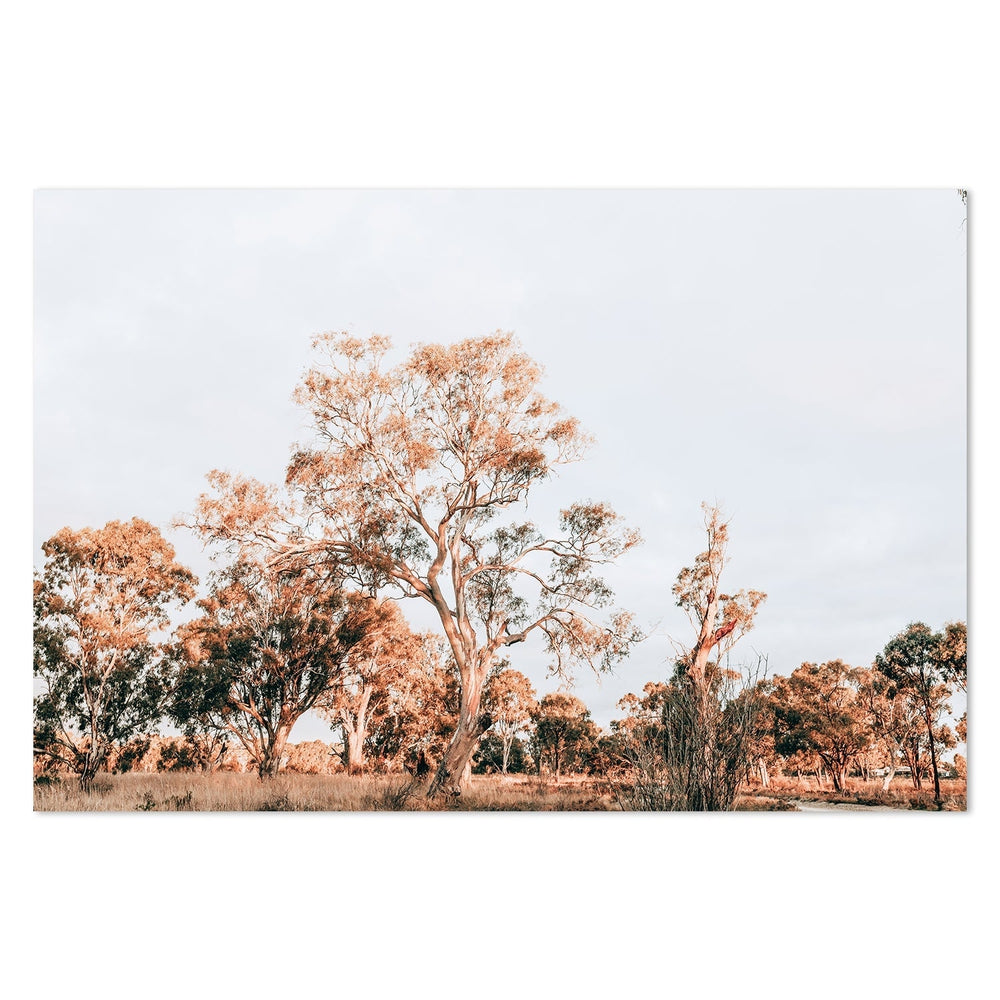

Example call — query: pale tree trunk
[758,758,770,789]
[923,702,942,807]
[342,687,372,774]
[345,726,365,774]
[80,695,108,790]
[427,712,490,796]
[427,663,491,798]
[80,737,107,790]
[882,766,896,792]
[259,724,292,779]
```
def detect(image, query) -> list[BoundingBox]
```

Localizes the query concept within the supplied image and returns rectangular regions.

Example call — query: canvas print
[32,189,967,812]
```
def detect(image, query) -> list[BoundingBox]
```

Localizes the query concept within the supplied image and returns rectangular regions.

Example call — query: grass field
[31,771,967,812]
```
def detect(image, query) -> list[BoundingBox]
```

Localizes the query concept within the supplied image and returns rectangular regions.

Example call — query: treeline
[33,331,966,808]
[32,513,966,804]
[612,628,966,810]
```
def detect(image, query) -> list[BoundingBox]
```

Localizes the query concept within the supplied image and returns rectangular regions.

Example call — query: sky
[33,188,967,738]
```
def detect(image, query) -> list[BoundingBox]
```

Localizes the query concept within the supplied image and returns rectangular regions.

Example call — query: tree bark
[342,685,373,775]
[80,738,107,790]
[345,727,366,774]
[426,709,491,797]
[923,701,942,806]
[258,725,291,779]
[758,758,770,789]
[426,648,494,797]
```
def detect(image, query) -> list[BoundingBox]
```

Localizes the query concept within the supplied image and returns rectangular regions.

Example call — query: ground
[31,772,967,812]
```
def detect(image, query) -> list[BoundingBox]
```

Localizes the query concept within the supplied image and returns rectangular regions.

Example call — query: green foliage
[33,519,196,789]
[770,661,873,792]
[114,737,153,774]
[874,621,963,804]
[155,734,230,773]
[530,692,598,778]
[473,732,531,774]
[171,557,374,778]
[363,650,459,770]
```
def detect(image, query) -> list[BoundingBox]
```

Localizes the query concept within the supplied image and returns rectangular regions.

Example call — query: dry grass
[435,775,617,811]
[33,772,619,812]
[33,772,414,812]
[738,777,967,812]
[33,771,966,812]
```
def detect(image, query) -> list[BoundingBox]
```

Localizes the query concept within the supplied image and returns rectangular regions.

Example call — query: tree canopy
[194,331,642,796]
[173,554,375,778]
[874,621,962,805]
[33,519,197,787]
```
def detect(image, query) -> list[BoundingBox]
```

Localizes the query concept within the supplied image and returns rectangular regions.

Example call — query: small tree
[33,519,196,788]
[361,638,459,772]
[173,555,374,778]
[874,622,962,807]
[770,661,874,792]
[317,597,431,773]
[473,731,531,774]
[856,667,924,790]
[482,667,538,775]
[531,692,598,780]
[939,621,967,755]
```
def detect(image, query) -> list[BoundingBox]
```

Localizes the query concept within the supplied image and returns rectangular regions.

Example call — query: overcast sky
[33,188,967,736]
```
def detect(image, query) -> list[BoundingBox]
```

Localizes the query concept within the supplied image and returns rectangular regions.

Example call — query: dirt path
[790,798,900,813]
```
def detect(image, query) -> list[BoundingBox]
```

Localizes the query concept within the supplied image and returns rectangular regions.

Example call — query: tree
[770,661,874,792]
[481,667,538,775]
[939,621,967,757]
[531,692,598,779]
[856,667,924,790]
[663,504,766,809]
[473,731,532,774]
[672,505,766,698]
[938,621,967,692]
[874,622,961,807]
[225,330,645,797]
[173,554,374,778]
[353,636,459,772]
[317,597,431,773]
[33,519,197,788]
